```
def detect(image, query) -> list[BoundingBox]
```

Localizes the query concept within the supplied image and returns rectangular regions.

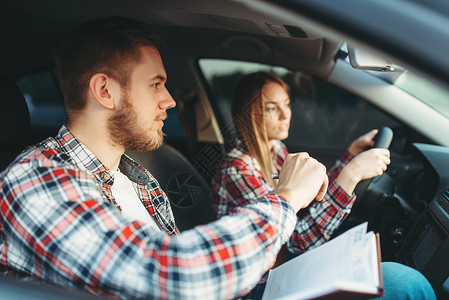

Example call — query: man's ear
[88,73,118,110]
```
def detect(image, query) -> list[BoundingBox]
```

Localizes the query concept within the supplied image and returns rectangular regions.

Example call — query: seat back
[0,77,31,171]
[127,144,215,232]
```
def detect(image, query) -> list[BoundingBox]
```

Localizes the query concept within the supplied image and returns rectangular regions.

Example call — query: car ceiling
[0,0,341,80]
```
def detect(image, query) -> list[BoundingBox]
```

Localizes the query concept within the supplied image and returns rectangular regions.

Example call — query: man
[0,16,329,299]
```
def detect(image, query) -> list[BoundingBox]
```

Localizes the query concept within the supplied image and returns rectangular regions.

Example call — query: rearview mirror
[347,46,405,72]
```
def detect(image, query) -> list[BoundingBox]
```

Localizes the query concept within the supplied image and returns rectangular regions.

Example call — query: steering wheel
[330,127,394,238]
[353,126,393,200]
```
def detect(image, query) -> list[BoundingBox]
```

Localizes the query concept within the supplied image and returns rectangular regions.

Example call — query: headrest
[0,77,31,152]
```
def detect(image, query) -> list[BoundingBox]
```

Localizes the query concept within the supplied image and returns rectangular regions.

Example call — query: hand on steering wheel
[330,127,395,239]
[353,126,393,199]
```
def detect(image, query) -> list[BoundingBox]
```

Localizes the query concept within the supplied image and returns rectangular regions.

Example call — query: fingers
[377,150,390,175]
[348,129,379,155]
[294,152,310,159]
[361,129,378,145]
[292,152,328,202]
[365,129,379,141]
[358,129,378,148]
[355,148,391,179]
[336,147,391,194]
[368,149,390,175]
[315,176,328,202]
[274,152,328,212]
[374,148,391,166]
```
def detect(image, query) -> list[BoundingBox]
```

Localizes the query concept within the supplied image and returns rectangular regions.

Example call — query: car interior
[0,76,32,171]
[1,0,449,298]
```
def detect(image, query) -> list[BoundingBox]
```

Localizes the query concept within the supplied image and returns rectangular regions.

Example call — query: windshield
[343,43,449,118]
[393,71,449,118]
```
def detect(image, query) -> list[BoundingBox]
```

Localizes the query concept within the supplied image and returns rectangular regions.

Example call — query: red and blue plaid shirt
[0,126,298,299]
[212,140,356,255]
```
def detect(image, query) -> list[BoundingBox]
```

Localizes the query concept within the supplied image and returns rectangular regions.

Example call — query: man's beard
[107,93,165,152]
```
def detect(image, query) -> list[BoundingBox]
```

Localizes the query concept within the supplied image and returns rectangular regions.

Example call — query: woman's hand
[335,148,390,195]
[347,129,378,156]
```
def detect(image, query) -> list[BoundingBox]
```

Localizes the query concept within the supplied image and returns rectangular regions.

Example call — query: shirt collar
[270,140,285,156]
[53,125,149,185]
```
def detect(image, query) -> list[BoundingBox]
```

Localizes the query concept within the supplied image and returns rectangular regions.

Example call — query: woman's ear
[88,73,118,110]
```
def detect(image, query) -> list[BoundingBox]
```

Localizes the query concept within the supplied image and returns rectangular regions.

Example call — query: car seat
[127,145,215,232]
[0,76,31,171]
[0,77,107,298]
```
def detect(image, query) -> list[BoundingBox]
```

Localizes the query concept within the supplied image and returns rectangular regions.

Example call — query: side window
[16,68,184,144]
[164,82,185,140]
[198,59,399,153]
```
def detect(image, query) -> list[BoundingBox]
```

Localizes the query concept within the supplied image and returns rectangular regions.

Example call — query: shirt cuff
[341,151,355,164]
[267,193,297,242]
[328,180,357,207]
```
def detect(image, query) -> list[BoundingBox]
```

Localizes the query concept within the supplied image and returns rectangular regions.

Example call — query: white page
[262,222,379,300]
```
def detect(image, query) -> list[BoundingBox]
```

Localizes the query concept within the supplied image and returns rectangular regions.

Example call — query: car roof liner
[0,0,340,79]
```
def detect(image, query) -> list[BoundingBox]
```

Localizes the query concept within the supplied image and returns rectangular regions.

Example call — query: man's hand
[336,148,390,195]
[347,129,378,156]
[273,152,328,213]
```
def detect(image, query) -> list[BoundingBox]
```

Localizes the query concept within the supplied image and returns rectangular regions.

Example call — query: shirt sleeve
[0,158,297,300]
[212,159,273,219]
[287,180,356,255]
[213,152,357,256]
[327,151,354,183]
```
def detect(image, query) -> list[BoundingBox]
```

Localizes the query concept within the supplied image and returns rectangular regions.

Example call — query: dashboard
[397,143,449,299]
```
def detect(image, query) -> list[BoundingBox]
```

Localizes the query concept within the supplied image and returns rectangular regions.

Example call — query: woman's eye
[266,107,276,112]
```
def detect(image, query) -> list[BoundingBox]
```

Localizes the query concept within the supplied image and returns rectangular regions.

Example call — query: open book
[262,222,383,300]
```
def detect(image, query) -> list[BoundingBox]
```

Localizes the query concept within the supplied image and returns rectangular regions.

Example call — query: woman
[211,71,435,300]
[212,71,390,254]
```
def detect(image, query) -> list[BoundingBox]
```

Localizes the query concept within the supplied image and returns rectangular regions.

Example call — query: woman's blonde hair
[231,71,290,187]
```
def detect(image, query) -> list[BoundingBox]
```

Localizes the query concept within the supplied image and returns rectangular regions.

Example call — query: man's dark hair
[54,16,165,119]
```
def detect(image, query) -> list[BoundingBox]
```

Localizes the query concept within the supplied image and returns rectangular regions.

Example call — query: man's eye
[152,83,160,88]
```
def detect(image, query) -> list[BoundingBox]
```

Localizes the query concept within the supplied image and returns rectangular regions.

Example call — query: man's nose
[159,89,176,110]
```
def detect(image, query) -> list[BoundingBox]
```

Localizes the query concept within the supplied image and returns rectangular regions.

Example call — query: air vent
[439,188,449,204]
[438,188,449,214]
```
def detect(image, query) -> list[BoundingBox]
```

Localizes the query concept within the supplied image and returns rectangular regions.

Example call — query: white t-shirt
[110,170,161,231]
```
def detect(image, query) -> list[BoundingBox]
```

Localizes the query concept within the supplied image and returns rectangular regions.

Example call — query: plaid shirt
[0,126,297,299]
[212,140,356,255]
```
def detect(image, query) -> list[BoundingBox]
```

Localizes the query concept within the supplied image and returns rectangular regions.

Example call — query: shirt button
[104,173,111,180]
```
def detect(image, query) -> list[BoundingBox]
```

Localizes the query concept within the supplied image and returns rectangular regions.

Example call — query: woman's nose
[279,107,290,120]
